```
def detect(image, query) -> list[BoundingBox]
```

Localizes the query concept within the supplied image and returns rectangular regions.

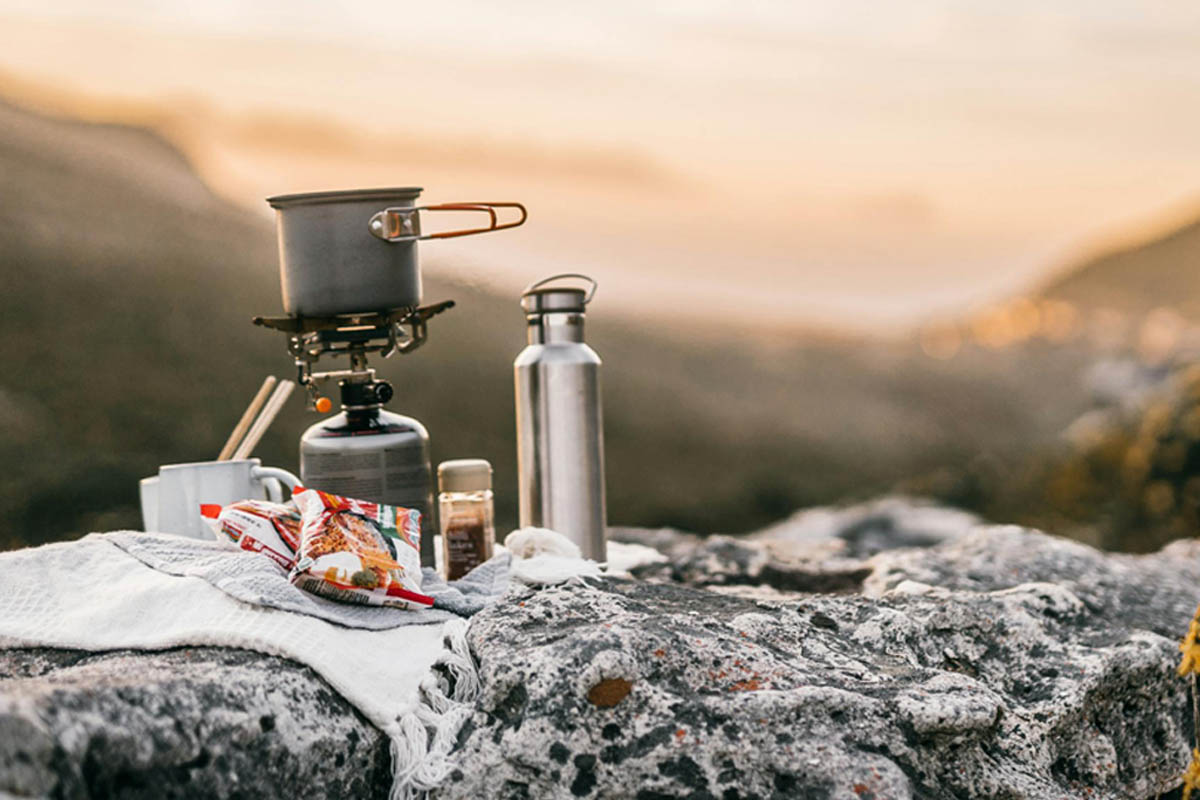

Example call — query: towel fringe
[388,618,481,799]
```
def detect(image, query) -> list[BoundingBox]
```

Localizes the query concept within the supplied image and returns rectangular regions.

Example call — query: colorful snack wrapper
[200,499,301,572]
[290,488,432,609]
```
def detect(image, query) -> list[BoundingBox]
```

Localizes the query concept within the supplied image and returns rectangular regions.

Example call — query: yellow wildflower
[1184,749,1200,800]
[1180,604,1200,677]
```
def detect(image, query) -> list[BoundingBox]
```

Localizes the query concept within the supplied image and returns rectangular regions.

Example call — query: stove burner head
[253,301,454,335]
[253,301,454,410]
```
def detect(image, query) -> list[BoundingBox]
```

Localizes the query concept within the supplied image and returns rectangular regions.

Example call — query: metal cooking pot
[267,188,526,317]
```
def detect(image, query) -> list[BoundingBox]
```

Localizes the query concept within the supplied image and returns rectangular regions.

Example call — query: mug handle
[253,466,300,502]
[261,477,283,503]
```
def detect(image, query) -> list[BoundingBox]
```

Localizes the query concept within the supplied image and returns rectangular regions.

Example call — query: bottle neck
[527,311,585,344]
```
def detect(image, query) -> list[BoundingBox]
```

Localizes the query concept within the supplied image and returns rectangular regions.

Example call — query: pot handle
[368,202,527,243]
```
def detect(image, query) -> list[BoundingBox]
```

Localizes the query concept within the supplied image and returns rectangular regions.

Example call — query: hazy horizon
[2,0,1198,331]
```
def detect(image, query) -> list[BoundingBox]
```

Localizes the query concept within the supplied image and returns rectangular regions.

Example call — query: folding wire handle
[522,273,598,304]
[368,202,527,242]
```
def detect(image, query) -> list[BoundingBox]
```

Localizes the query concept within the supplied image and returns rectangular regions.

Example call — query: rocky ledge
[450,501,1198,800]
[2,498,1198,799]
[0,647,390,799]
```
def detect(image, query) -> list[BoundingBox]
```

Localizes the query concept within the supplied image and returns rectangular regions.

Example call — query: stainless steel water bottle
[514,274,607,560]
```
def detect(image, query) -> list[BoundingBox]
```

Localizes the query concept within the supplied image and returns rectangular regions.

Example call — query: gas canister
[299,379,436,566]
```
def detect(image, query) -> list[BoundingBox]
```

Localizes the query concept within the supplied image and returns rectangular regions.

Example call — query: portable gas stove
[253,300,455,412]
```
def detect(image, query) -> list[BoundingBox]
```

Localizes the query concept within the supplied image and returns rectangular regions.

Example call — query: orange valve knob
[314,396,333,414]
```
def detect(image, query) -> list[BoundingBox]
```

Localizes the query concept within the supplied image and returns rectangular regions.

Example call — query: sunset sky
[2,0,1199,330]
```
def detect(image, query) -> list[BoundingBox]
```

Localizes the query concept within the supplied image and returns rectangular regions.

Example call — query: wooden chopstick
[231,380,295,461]
[217,376,277,461]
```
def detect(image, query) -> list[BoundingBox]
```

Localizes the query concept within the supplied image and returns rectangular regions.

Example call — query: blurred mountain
[1041,212,1200,319]
[0,97,1099,549]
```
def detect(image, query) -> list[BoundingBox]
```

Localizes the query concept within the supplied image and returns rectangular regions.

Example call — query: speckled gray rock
[441,526,1196,800]
[865,525,1200,641]
[750,497,981,558]
[609,527,700,555]
[0,647,389,799]
[621,497,979,594]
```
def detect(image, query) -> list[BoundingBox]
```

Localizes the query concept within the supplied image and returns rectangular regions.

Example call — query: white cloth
[505,527,584,559]
[0,535,479,799]
[503,530,666,583]
[504,527,603,584]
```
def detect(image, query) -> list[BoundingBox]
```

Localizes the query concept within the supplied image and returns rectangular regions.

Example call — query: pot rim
[267,187,423,209]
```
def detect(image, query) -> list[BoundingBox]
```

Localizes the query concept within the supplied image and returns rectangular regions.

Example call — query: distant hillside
[0,97,1097,548]
[1041,212,1200,319]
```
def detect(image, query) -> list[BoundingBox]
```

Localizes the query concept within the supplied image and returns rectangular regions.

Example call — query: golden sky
[2,1,1199,330]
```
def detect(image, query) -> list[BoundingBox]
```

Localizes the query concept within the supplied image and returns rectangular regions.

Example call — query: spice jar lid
[438,459,492,492]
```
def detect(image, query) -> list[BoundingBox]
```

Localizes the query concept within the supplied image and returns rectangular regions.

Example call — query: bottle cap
[520,274,596,315]
[521,287,586,315]
[438,459,492,492]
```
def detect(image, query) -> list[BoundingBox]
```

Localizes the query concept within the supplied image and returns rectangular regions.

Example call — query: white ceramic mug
[139,476,160,532]
[144,458,300,539]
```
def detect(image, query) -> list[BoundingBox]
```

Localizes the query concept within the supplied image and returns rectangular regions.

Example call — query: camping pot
[267,188,526,317]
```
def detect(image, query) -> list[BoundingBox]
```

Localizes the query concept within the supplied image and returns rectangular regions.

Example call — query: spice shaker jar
[438,459,495,580]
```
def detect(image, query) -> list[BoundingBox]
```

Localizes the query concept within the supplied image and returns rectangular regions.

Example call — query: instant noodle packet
[290,488,432,610]
[200,499,301,572]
